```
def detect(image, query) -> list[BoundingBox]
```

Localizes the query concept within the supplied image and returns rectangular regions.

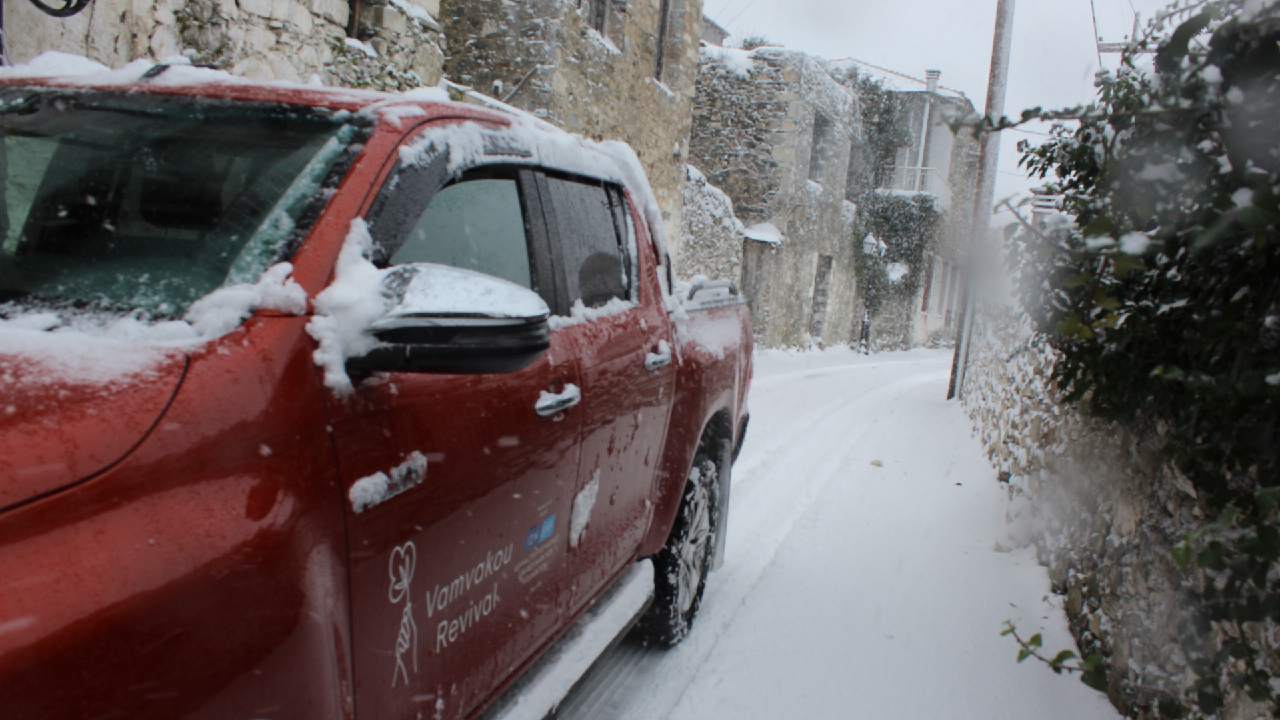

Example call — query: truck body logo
[389,542,418,687]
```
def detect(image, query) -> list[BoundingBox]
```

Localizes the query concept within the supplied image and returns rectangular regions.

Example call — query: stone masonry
[3,0,445,90]
[690,46,861,347]
[963,311,1277,720]
[440,0,703,260]
[680,164,744,284]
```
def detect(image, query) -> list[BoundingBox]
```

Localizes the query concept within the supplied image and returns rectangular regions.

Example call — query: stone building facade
[440,0,704,259]
[690,45,862,348]
[3,0,446,90]
[898,82,980,346]
[833,60,980,348]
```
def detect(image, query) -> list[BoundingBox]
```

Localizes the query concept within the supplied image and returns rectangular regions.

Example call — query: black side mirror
[347,263,551,376]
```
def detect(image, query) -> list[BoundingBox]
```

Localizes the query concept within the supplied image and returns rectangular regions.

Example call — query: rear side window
[389,178,532,289]
[539,175,631,308]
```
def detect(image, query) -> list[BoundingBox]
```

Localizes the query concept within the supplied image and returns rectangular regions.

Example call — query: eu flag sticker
[525,515,556,552]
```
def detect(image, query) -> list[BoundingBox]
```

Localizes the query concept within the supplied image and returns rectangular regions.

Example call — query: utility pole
[947,0,1016,400]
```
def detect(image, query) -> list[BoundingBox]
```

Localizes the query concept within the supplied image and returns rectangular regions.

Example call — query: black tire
[636,451,720,647]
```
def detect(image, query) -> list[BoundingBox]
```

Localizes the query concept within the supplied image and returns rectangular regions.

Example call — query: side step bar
[480,560,655,720]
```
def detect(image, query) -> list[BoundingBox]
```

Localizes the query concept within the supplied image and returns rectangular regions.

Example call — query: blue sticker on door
[524,515,556,552]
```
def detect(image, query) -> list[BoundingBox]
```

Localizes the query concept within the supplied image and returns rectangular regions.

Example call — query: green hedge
[1009,2,1280,715]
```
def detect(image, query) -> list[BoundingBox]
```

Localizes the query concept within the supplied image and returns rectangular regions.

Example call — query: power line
[724,0,762,32]
[1089,0,1104,67]
[710,0,736,24]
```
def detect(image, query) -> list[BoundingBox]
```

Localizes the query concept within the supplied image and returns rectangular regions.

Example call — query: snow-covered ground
[555,347,1120,720]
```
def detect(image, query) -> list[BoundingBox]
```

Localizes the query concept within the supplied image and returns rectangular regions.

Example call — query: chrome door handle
[535,384,581,417]
[644,341,672,372]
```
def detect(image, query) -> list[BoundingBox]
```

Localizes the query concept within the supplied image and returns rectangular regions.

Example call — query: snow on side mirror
[347,263,551,376]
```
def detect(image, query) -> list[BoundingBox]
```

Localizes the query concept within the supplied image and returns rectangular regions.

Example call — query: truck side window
[388,178,533,290]
[540,175,631,308]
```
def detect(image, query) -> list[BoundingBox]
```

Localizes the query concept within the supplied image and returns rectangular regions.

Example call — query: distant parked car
[0,60,752,720]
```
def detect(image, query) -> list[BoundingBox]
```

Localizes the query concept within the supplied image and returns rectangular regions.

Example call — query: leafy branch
[1002,621,1108,691]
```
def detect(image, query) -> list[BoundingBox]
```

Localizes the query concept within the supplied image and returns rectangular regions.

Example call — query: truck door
[530,173,677,609]
[323,163,583,720]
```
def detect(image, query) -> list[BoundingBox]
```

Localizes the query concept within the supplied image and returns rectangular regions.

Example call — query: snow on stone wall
[2,0,444,90]
[680,164,744,286]
[959,309,1276,717]
[329,0,446,90]
[439,0,701,268]
[690,47,860,347]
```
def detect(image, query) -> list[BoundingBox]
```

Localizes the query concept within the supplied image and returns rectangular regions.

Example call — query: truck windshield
[0,90,354,316]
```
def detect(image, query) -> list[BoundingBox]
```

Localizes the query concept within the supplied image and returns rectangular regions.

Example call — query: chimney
[925,69,940,94]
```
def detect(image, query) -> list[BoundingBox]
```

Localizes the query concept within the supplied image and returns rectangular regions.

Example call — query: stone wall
[3,0,445,90]
[864,294,915,351]
[962,310,1276,719]
[680,164,744,284]
[440,0,702,260]
[690,47,861,347]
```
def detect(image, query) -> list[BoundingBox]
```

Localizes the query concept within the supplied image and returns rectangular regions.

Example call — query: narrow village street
[555,348,1122,720]
[0,0,1275,715]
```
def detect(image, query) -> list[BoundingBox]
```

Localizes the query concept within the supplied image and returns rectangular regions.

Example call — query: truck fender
[639,402,735,561]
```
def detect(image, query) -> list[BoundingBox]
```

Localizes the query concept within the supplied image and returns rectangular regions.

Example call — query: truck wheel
[637,452,719,647]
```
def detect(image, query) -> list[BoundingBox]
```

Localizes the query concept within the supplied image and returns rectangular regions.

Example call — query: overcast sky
[706,0,1174,220]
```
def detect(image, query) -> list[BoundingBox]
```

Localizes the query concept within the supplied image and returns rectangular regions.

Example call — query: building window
[808,112,835,183]
[653,0,672,79]
[936,262,950,316]
[589,0,607,33]
[808,254,835,339]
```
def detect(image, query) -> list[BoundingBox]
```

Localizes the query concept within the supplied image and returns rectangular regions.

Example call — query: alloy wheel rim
[676,480,712,615]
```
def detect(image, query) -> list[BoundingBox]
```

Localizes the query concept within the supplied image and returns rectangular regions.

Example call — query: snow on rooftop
[701,44,758,79]
[828,57,968,101]
[744,222,784,244]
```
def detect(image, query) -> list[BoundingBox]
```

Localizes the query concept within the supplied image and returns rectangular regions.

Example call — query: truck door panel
[531,173,676,610]
[326,165,582,720]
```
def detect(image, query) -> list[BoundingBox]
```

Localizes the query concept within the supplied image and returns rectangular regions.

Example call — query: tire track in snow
[621,360,952,720]
[659,358,1120,720]
[732,357,937,493]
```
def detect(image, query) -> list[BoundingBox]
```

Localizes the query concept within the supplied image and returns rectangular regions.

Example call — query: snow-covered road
[555,348,1121,720]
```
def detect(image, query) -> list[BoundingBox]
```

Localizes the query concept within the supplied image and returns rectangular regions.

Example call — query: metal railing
[879,166,953,212]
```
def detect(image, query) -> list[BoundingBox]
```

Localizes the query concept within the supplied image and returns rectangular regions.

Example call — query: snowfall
[552,347,1121,720]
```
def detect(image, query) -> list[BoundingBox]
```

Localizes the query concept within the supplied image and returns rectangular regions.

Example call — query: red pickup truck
[0,63,751,720]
